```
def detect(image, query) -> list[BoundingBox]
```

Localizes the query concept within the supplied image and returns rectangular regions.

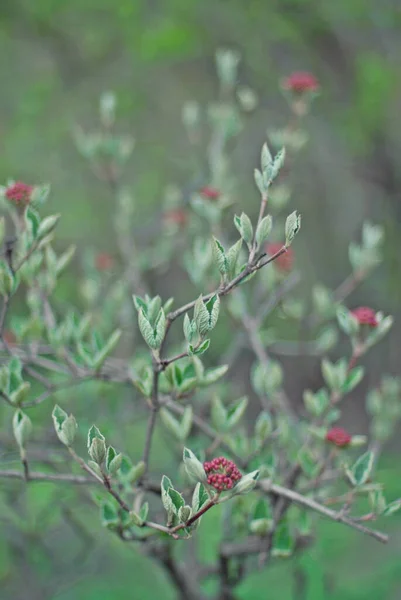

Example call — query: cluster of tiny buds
[351,306,378,328]
[326,427,352,448]
[203,457,242,491]
[5,182,33,205]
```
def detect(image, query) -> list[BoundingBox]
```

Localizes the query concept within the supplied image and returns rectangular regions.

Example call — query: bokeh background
[1,0,401,599]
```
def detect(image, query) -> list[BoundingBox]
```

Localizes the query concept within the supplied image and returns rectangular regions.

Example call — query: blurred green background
[1,0,401,598]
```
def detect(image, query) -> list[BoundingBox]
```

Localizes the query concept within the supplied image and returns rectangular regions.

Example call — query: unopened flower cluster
[351,307,378,327]
[203,457,242,491]
[282,72,320,93]
[326,427,352,448]
[5,182,33,206]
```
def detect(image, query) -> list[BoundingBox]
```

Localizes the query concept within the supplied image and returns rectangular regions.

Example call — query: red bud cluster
[5,182,33,206]
[351,307,378,327]
[199,186,220,200]
[266,243,294,272]
[282,72,319,93]
[326,427,352,448]
[203,457,242,491]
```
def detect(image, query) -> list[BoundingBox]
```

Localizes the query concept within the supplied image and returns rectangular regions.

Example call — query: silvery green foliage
[0,52,399,600]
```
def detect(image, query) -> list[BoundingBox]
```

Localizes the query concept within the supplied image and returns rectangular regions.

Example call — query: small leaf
[13,410,32,449]
[168,488,185,514]
[183,447,207,483]
[284,210,301,246]
[254,168,266,196]
[101,502,119,527]
[255,215,273,248]
[336,306,359,336]
[194,295,210,336]
[226,396,248,429]
[160,409,182,440]
[205,294,220,330]
[383,499,401,517]
[211,396,227,431]
[106,446,123,475]
[202,364,228,385]
[272,519,294,557]
[87,425,105,448]
[349,451,375,486]
[342,366,365,394]
[226,239,242,276]
[190,339,210,356]
[212,237,228,275]
[254,411,272,445]
[233,470,259,495]
[192,482,209,512]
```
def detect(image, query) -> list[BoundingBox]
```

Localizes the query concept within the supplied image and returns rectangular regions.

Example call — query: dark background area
[1,1,401,598]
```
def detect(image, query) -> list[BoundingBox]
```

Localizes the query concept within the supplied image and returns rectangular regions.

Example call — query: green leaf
[255,215,273,248]
[194,295,210,336]
[233,470,259,495]
[106,446,123,475]
[101,502,119,527]
[336,306,359,336]
[87,425,105,448]
[254,168,266,196]
[212,237,228,275]
[192,483,209,512]
[349,451,375,486]
[154,309,166,347]
[189,339,210,356]
[234,213,253,246]
[52,404,68,430]
[38,214,60,238]
[303,388,329,417]
[133,295,147,313]
[178,505,192,523]
[205,294,220,330]
[284,211,301,246]
[226,239,243,276]
[168,488,185,514]
[138,309,157,349]
[92,329,122,369]
[25,206,41,238]
[272,519,294,557]
[270,147,286,182]
[139,502,149,522]
[180,406,193,440]
[13,410,32,449]
[52,405,77,447]
[203,364,229,385]
[226,396,248,429]
[298,448,320,478]
[183,314,197,344]
[160,409,182,440]
[254,411,272,445]
[211,396,227,431]
[342,366,365,393]
[183,447,207,483]
[383,499,401,517]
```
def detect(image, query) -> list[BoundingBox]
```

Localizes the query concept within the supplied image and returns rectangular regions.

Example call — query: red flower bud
[199,186,220,200]
[282,72,319,93]
[203,456,242,491]
[266,243,294,272]
[351,307,378,327]
[326,427,352,448]
[5,182,33,206]
[95,253,114,271]
[3,329,17,346]
[163,209,187,227]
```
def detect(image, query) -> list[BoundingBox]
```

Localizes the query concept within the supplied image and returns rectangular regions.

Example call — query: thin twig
[260,479,388,544]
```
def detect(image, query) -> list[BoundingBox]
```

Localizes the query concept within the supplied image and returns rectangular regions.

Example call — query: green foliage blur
[1,0,401,599]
